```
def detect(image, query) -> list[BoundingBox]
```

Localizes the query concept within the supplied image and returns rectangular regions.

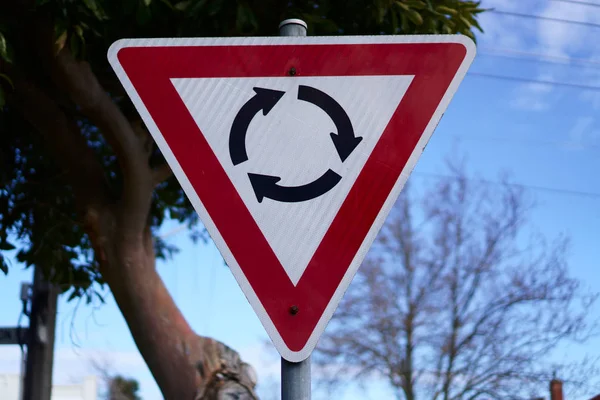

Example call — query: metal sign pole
[281,356,311,400]
[278,18,311,400]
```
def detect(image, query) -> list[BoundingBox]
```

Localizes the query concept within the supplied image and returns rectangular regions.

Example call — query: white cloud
[510,72,555,111]
[562,116,600,151]
[479,0,600,112]
[536,2,597,58]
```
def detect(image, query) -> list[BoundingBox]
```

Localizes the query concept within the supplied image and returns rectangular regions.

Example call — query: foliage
[315,163,598,399]
[108,376,142,400]
[0,0,485,309]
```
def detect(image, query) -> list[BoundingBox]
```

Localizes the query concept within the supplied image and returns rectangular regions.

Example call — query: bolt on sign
[108,35,476,362]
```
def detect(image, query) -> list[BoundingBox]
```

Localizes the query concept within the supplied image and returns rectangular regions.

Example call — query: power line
[549,0,600,7]
[479,47,600,69]
[445,133,600,151]
[491,10,600,29]
[414,172,600,200]
[467,72,600,92]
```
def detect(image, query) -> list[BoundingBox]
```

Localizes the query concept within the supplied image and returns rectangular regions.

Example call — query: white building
[0,374,98,400]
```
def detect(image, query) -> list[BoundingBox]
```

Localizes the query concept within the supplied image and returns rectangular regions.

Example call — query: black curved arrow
[248,169,342,203]
[229,87,285,166]
[297,85,363,162]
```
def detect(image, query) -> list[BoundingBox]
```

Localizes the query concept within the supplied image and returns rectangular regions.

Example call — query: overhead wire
[490,10,600,29]
[443,133,600,151]
[467,72,600,92]
[548,0,600,7]
[479,47,600,69]
[414,172,600,200]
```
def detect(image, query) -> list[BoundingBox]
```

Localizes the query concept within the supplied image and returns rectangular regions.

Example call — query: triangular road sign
[108,35,475,362]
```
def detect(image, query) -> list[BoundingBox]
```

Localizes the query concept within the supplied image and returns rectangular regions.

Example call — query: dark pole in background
[22,265,58,400]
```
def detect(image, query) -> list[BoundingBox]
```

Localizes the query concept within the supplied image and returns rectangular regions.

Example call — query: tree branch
[49,48,154,234]
[153,161,173,186]
[11,73,109,208]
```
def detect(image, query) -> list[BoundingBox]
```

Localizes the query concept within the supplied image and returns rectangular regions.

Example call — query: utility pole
[22,265,58,400]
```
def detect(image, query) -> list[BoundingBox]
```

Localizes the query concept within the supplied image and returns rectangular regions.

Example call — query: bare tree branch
[315,163,598,400]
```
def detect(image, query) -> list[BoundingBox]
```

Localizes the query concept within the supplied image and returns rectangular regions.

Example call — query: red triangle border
[111,37,473,361]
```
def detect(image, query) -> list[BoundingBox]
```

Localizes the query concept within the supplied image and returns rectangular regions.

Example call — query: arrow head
[330,132,363,162]
[248,173,282,203]
[253,87,285,115]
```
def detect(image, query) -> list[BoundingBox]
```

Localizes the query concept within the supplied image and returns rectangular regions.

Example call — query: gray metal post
[279,18,308,37]
[278,18,310,400]
[281,357,311,400]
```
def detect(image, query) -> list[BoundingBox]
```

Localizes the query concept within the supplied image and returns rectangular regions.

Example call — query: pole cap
[279,19,308,30]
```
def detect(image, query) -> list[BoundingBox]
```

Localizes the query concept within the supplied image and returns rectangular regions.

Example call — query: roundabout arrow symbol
[297,85,363,162]
[229,87,285,166]
[248,169,342,203]
[229,85,358,203]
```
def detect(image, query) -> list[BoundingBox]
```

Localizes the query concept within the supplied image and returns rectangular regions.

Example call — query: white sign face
[171,75,414,284]
[108,35,475,361]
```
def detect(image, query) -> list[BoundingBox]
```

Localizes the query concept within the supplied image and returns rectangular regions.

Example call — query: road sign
[108,35,475,362]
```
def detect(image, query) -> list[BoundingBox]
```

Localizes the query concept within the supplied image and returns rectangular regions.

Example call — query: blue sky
[2,0,600,399]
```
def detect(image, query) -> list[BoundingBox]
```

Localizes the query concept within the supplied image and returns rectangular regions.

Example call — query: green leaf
[465,14,483,32]
[0,73,13,90]
[462,28,476,41]
[174,0,190,10]
[391,9,398,33]
[159,0,175,9]
[144,0,152,6]
[206,0,225,17]
[436,5,458,15]
[83,0,107,20]
[459,15,472,28]
[70,34,81,58]
[54,28,68,54]
[188,0,210,16]
[236,2,258,32]
[136,4,153,24]
[74,25,84,38]
[395,1,409,11]
[400,14,409,31]
[0,32,12,63]
[404,0,426,9]
[406,9,423,25]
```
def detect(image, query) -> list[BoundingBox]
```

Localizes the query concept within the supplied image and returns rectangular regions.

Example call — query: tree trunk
[101,223,198,398]
[5,15,258,397]
[90,209,257,400]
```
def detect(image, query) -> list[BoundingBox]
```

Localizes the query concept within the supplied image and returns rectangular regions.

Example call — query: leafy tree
[315,163,598,400]
[0,1,485,398]
[109,376,142,400]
